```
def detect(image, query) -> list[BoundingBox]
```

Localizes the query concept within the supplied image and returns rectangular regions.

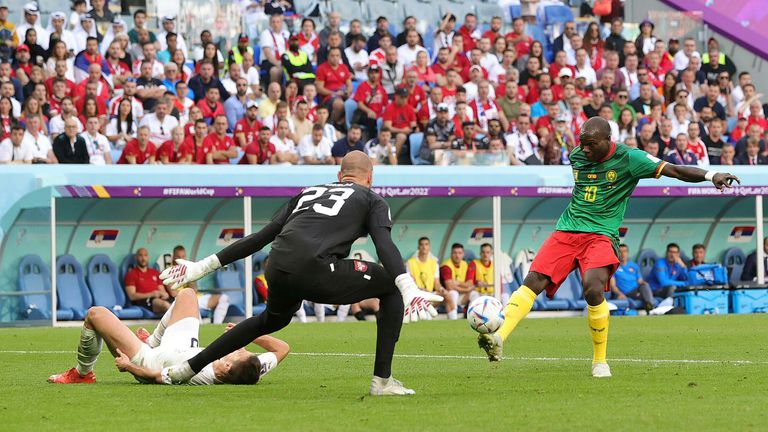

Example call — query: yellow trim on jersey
[440,259,468,281]
[408,257,438,292]
[654,161,667,179]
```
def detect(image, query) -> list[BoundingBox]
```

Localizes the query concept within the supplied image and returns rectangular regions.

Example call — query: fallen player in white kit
[47,288,289,385]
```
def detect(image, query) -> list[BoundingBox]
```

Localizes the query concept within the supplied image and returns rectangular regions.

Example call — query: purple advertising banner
[56,185,768,199]
[660,0,768,60]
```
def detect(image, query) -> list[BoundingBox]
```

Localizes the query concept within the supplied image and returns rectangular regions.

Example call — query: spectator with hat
[158,15,188,55]
[16,3,49,50]
[452,120,488,150]
[227,32,254,72]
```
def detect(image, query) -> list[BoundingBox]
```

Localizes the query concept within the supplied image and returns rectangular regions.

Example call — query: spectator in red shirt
[240,126,276,165]
[181,119,214,164]
[645,51,666,89]
[124,248,171,314]
[73,63,110,108]
[204,114,237,164]
[234,100,262,148]
[506,17,533,58]
[457,13,480,53]
[417,87,444,130]
[45,59,76,98]
[196,87,225,124]
[399,69,427,110]
[382,86,417,164]
[350,64,387,135]
[482,16,504,42]
[315,46,353,128]
[117,125,156,164]
[156,126,191,164]
[431,47,453,87]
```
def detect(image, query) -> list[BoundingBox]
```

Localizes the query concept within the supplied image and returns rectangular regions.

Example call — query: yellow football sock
[587,300,610,364]
[497,285,537,341]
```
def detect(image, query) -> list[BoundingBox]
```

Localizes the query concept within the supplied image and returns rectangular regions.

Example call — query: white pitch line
[0,350,765,365]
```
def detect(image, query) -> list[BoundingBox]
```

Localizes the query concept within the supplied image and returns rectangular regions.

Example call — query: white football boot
[591,362,612,378]
[478,333,503,362]
[370,376,416,396]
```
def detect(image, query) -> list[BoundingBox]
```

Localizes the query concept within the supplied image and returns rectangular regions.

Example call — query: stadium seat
[216,260,246,316]
[536,2,574,27]
[538,270,578,310]
[475,2,505,25]
[120,254,137,282]
[366,0,404,27]
[403,1,441,37]
[18,255,57,320]
[568,271,588,309]
[409,133,432,165]
[56,255,93,320]
[636,249,658,280]
[437,0,474,22]
[723,247,747,287]
[86,255,144,320]
[332,0,364,21]
[252,251,269,275]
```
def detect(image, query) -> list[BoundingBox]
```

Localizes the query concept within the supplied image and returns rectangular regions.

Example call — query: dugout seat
[87,255,144,319]
[216,260,246,316]
[56,255,93,320]
[252,251,269,276]
[636,249,658,280]
[18,255,61,320]
[120,254,137,282]
[722,247,747,287]
[537,270,578,310]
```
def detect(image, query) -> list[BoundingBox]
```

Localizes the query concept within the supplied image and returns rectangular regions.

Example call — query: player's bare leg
[48,307,143,384]
[478,272,548,361]
[583,266,612,378]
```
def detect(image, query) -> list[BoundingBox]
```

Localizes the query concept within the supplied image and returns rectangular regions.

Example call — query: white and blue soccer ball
[467,296,505,334]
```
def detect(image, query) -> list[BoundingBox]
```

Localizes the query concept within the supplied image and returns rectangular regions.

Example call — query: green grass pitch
[1,314,767,431]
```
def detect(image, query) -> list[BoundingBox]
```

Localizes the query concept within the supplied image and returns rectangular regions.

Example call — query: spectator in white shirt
[396,30,427,68]
[259,14,287,85]
[139,98,179,144]
[504,115,540,164]
[270,119,299,165]
[106,98,138,149]
[298,124,334,165]
[345,34,369,82]
[157,16,189,55]
[0,125,33,163]
[574,48,596,87]
[673,37,696,72]
[22,114,56,163]
[82,116,112,165]
[49,97,83,139]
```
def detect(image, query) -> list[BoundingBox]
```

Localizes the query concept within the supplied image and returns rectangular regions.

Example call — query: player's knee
[523,272,549,294]
[583,282,606,305]
[85,306,109,323]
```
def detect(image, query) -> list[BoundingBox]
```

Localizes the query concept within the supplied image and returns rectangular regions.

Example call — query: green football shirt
[555,143,666,244]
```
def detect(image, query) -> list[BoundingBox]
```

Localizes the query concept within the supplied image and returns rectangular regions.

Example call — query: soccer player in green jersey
[478,117,739,377]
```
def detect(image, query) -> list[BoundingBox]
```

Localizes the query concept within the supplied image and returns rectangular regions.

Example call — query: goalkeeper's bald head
[338,150,373,188]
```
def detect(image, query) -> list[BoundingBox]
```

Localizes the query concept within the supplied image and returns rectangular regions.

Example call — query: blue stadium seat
[539,270,578,310]
[56,255,93,320]
[568,271,588,309]
[437,0,474,22]
[536,2,574,27]
[252,251,269,276]
[334,0,364,21]
[409,133,431,165]
[463,249,477,262]
[120,254,137,282]
[604,290,629,310]
[18,255,59,320]
[475,2,504,25]
[87,254,144,319]
[636,249,658,280]
[722,247,746,287]
[216,260,245,316]
[366,0,405,26]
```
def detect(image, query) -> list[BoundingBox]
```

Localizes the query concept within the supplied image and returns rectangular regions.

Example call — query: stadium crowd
[0,1,767,167]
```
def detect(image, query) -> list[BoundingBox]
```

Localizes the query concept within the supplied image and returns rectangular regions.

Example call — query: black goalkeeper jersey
[268,182,393,270]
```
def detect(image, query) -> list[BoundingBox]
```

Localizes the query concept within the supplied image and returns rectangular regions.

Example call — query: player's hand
[159,255,221,291]
[712,173,740,191]
[115,348,131,372]
[225,322,236,332]
[395,274,443,323]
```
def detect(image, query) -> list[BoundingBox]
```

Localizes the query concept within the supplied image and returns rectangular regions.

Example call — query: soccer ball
[467,296,505,334]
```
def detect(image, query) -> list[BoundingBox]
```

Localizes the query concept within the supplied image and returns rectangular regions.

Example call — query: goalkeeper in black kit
[159,151,442,395]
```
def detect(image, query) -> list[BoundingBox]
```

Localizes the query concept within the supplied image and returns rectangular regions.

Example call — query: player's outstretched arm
[160,221,284,291]
[660,164,741,191]
[115,348,164,384]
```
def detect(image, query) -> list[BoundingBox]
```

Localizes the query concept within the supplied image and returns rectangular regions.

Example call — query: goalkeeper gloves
[159,254,222,291]
[395,274,443,323]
